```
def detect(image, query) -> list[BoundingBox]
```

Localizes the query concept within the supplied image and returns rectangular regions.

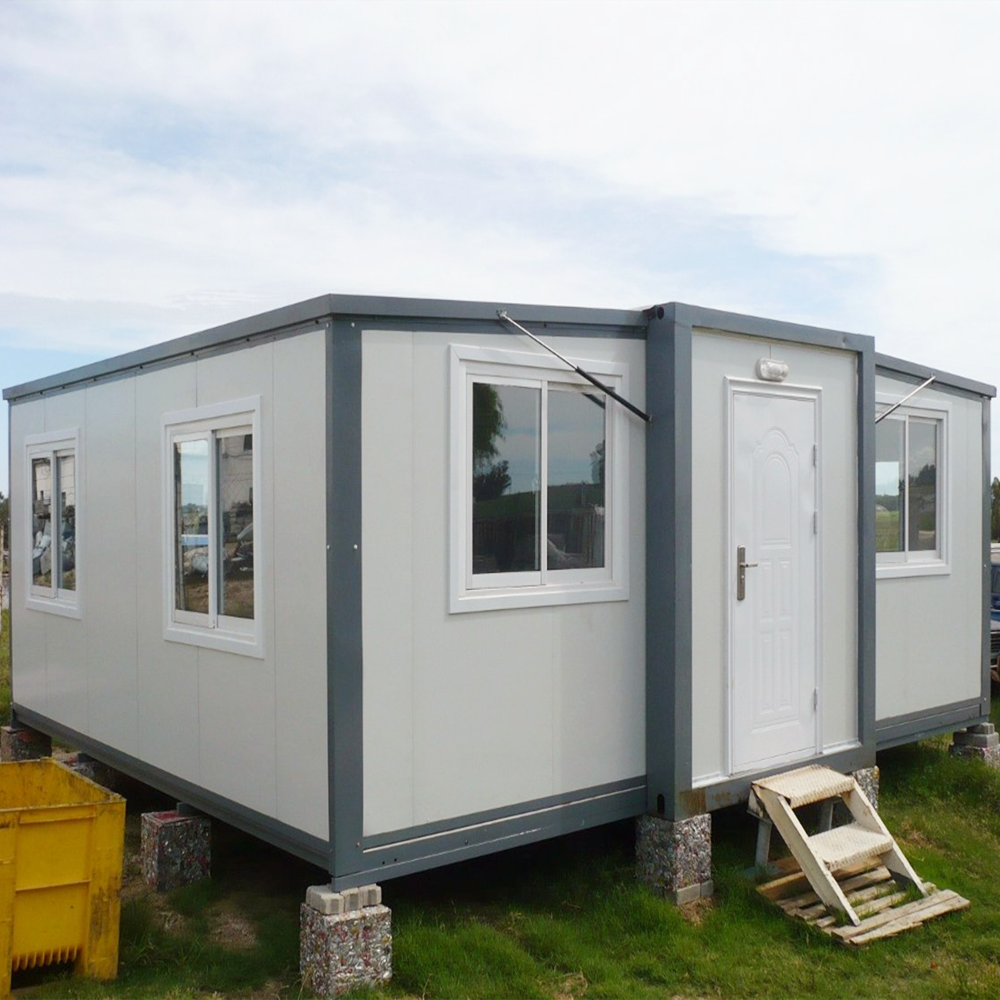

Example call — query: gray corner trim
[875,353,997,400]
[983,396,993,710]
[645,305,694,821]
[331,782,645,890]
[858,343,877,752]
[4,295,648,402]
[11,705,329,867]
[876,700,989,750]
[327,321,365,879]
[666,302,873,355]
[362,777,644,850]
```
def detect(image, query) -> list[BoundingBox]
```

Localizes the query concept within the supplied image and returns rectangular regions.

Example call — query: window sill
[25,596,81,620]
[165,621,265,658]
[876,561,950,580]
[450,580,628,614]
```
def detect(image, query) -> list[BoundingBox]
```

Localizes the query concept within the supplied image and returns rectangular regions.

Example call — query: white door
[730,384,820,772]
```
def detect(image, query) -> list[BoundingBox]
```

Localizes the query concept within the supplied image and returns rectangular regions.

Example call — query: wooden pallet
[757,858,970,945]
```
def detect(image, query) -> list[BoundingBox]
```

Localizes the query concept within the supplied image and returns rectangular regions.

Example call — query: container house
[3,295,994,894]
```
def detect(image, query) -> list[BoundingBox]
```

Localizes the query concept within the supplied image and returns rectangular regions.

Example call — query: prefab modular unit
[3,296,994,889]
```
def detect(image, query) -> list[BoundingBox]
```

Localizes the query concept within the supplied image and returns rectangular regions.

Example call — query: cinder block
[967,723,997,736]
[952,731,999,749]
[306,884,346,916]
[141,810,211,891]
[360,883,382,907]
[301,897,392,996]
[340,887,362,912]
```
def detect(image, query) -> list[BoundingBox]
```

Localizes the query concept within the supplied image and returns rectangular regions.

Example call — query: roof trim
[3,293,648,402]
[876,352,996,399]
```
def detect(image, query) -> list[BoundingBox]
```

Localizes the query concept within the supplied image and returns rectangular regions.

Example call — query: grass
[5,671,1000,997]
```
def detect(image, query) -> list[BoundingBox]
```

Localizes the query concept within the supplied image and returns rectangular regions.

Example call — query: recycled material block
[300,891,392,995]
[140,810,210,891]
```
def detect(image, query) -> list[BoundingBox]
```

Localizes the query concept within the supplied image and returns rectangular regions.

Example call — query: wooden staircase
[749,765,969,942]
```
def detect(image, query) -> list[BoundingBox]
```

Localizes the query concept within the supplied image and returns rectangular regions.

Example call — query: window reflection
[472,383,540,574]
[218,432,254,619]
[875,418,904,553]
[908,420,937,552]
[547,388,605,569]
[174,439,210,615]
[31,457,52,588]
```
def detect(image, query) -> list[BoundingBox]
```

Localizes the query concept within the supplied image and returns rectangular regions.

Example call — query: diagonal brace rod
[496,310,651,423]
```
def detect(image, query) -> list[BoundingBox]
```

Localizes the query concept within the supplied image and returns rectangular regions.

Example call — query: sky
[1,0,998,497]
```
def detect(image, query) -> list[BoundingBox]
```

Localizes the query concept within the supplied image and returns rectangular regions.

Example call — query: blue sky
[1,0,999,494]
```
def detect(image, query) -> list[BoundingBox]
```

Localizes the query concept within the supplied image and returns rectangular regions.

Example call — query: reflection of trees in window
[875,410,939,559]
[472,384,512,502]
[471,380,606,577]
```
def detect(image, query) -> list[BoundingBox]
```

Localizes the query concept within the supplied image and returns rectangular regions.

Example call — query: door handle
[737,545,758,601]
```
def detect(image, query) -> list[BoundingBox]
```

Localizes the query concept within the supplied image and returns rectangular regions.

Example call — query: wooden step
[751,766,931,929]
[809,823,894,870]
[753,765,855,807]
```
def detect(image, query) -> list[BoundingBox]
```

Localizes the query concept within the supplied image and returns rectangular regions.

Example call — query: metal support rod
[874,375,936,423]
[496,310,651,423]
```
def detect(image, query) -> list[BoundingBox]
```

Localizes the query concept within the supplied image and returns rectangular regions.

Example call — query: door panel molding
[726,378,823,774]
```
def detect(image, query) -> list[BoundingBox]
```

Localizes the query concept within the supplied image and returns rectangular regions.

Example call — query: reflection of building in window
[164,399,261,655]
[26,433,78,614]
[875,410,941,563]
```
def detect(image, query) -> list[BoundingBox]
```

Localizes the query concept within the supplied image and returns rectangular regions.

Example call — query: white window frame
[162,397,264,656]
[24,428,82,619]
[449,345,630,613]
[875,392,950,579]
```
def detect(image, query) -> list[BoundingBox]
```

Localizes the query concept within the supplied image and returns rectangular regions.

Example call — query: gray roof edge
[665,301,875,352]
[3,294,335,401]
[875,352,997,399]
[3,292,649,401]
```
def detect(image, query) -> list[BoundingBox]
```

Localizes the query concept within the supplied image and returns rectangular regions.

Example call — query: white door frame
[725,377,824,775]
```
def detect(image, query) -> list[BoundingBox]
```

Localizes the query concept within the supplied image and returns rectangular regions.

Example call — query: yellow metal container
[0,759,125,998]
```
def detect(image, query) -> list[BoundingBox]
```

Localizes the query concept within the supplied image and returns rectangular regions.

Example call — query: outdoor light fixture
[756,358,789,382]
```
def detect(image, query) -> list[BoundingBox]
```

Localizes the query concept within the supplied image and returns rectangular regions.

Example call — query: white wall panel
[272,331,328,840]
[84,378,139,754]
[10,400,48,713]
[362,331,646,835]
[690,331,858,783]
[134,365,200,781]
[362,331,416,836]
[876,380,983,719]
[197,647,277,817]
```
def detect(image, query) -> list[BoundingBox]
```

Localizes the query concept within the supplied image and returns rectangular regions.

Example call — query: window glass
[472,383,540,574]
[218,431,254,619]
[58,453,76,591]
[31,457,53,588]
[547,388,606,570]
[875,418,903,553]
[908,419,937,553]
[174,439,210,616]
